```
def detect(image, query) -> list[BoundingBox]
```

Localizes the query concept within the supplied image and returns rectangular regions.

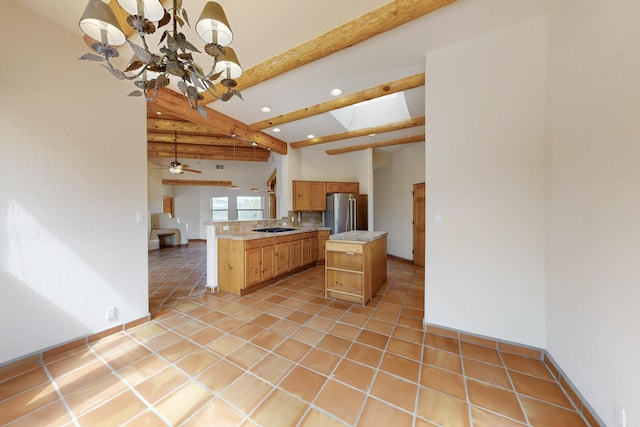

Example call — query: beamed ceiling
[141,0,452,163]
[15,0,554,164]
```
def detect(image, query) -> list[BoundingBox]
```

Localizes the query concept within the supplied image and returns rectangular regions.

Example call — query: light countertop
[329,230,388,243]
[215,227,331,241]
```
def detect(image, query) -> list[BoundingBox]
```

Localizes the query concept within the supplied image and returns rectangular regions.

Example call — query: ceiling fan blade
[182,168,202,174]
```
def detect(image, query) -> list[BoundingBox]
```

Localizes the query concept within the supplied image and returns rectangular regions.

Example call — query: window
[237,196,264,220]
[211,197,229,220]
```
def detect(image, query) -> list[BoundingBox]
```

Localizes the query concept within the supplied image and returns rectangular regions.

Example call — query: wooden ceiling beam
[162,179,233,186]
[147,133,238,146]
[326,135,425,155]
[291,116,425,149]
[147,118,228,136]
[152,88,288,154]
[148,143,270,161]
[200,0,455,105]
[251,74,425,131]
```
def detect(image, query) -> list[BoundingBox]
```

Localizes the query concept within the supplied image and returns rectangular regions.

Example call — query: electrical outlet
[615,404,626,427]
[106,306,118,321]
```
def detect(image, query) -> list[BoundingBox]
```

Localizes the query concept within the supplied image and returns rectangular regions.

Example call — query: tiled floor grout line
[500,348,532,426]
[458,335,475,427]
[36,361,81,427]
[84,338,175,426]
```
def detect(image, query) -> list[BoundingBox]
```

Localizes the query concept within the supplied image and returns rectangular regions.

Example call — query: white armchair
[150,213,189,246]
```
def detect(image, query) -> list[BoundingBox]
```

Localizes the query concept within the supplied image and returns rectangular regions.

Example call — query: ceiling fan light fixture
[169,164,183,174]
[79,0,126,46]
[196,2,233,46]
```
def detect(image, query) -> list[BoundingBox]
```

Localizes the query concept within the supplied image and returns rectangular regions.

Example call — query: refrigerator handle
[349,198,356,231]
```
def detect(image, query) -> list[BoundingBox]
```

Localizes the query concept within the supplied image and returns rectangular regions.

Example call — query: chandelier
[78,0,243,117]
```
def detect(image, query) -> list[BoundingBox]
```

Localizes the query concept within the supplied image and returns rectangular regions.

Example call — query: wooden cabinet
[261,238,275,282]
[293,181,326,211]
[219,231,324,295]
[317,230,330,264]
[274,236,290,277]
[245,247,262,287]
[290,236,302,270]
[309,235,318,264]
[293,180,359,211]
[326,181,359,194]
[325,236,387,305]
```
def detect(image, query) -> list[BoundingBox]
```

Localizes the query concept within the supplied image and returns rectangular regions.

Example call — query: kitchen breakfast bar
[207,223,387,305]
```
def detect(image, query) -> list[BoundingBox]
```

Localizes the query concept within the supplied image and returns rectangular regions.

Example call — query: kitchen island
[211,226,330,296]
[325,230,388,305]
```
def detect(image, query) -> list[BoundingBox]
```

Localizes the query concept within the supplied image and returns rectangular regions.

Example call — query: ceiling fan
[162,131,202,175]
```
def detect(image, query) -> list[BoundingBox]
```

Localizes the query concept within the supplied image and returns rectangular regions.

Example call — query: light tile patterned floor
[0,242,590,426]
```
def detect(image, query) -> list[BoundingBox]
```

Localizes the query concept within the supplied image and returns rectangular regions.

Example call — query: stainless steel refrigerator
[325,194,368,234]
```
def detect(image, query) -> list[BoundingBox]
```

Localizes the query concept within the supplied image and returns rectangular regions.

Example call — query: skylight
[329,92,411,131]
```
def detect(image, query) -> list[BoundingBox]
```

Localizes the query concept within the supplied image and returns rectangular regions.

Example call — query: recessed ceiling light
[272,128,281,133]
[261,106,271,113]
[330,88,342,96]
[369,133,376,137]
[156,111,162,115]
[307,134,315,139]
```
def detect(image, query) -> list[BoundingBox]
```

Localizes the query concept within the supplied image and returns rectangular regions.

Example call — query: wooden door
[245,248,262,287]
[413,183,425,267]
[163,196,174,217]
[293,181,311,211]
[275,242,289,276]
[269,193,276,219]
[310,182,327,210]
[290,239,302,269]
[262,244,275,281]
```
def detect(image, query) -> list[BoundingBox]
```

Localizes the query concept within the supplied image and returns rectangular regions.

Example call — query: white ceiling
[12,0,552,153]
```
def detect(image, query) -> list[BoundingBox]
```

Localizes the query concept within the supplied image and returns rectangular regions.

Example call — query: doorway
[163,196,174,217]
[267,168,277,219]
[413,182,425,266]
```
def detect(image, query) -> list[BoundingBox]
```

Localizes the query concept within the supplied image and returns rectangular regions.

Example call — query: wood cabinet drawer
[245,239,262,250]
[326,241,364,254]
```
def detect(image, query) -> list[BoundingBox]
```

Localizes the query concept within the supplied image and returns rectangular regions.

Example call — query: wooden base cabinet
[317,230,330,264]
[325,236,387,305]
[218,231,322,296]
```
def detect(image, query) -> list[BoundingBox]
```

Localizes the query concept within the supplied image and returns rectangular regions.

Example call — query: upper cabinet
[293,180,360,212]
[293,181,327,211]
[326,181,360,194]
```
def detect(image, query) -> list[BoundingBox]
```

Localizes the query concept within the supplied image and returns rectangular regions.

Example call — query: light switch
[434,212,443,224]
[136,212,144,224]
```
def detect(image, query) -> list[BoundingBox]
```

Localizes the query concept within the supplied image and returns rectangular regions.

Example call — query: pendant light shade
[79,0,126,45]
[214,47,242,79]
[116,0,165,21]
[196,2,233,46]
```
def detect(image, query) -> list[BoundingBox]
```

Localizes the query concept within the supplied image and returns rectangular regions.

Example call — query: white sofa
[150,213,189,247]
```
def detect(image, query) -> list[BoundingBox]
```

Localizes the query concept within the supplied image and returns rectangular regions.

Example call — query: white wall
[297,150,365,183]
[0,3,148,363]
[545,1,640,425]
[425,15,548,347]
[374,143,425,260]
